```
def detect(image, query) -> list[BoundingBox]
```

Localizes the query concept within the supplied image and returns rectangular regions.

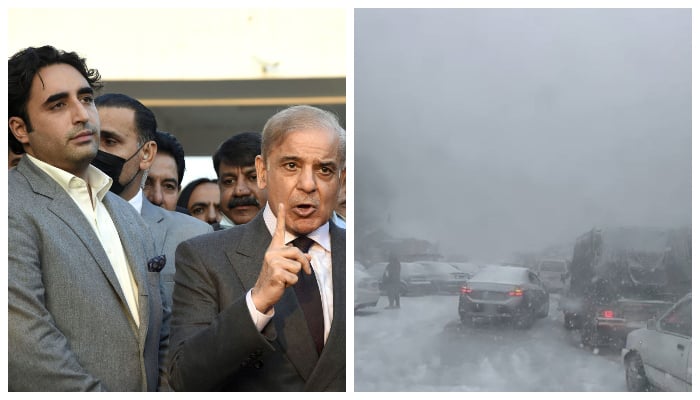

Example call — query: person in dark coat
[383,254,402,309]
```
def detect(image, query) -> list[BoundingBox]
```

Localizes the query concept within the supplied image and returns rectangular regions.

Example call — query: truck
[559,226,691,349]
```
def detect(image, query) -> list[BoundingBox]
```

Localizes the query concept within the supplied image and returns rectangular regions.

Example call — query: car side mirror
[646,319,656,330]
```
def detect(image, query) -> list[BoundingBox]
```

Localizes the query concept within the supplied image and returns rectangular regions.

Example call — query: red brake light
[508,288,524,297]
[460,286,472,294]
[601,310,614,319]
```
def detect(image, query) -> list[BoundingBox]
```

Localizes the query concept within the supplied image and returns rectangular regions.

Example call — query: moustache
[68,124,98,140]
[228,196,260,209]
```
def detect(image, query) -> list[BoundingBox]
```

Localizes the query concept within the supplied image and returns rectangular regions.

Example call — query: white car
[535,258,568,292]
[354,261,380,311]
[622,293,691,391]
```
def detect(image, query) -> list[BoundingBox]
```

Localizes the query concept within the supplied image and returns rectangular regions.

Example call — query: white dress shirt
[246,204,334,343]
[127,188,144,214]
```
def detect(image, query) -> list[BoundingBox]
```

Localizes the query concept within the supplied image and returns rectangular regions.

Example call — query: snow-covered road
[354,294,627,391]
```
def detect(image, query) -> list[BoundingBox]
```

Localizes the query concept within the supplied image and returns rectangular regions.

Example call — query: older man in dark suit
[8,45,168,391]
[168,105,346,391]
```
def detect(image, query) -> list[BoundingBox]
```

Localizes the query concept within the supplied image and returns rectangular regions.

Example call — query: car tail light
[601,310,614,319]
[460,286,472,294]
[508,288,524,297]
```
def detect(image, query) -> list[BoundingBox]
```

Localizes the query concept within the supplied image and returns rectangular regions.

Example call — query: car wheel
[515,310,535,329]
[564,313,576,330]
[581,323,598,347]
[538,298,549,318]
[610,336,626,351]
[625,353,650,392]
[459,312,473,326]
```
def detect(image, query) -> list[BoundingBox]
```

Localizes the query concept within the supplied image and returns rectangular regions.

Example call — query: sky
[354,8,692,263]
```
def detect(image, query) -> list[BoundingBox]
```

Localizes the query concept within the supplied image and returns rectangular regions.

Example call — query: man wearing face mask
[92,93,212,318]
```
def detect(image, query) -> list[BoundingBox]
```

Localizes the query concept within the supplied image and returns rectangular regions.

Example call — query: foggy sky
[354,8,691,262]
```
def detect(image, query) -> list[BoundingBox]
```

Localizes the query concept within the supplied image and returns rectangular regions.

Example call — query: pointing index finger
[271,202,287,247]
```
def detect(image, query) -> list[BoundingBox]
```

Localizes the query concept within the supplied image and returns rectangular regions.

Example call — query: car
[622,293,691,392]
[416,261,469,294]
[535,258,568,293]
[354,261,381,311]
[458,265,550,329]
[366,262,435,296]
[448,261,482,278]
[562,227,683,348]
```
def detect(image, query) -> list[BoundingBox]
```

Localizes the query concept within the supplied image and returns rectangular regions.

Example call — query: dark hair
[154,130,186,186]
[94,93,157,145]
[177,177,218,210]
[8,130,25,155]
[8,45,103,149]
[212,132,261,177]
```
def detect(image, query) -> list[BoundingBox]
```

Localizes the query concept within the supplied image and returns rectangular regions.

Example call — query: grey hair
[261,105,346,169]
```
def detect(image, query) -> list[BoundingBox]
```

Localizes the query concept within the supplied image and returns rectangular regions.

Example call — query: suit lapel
[226,214,320,380]
[103,193,152,338]
[47,196,127,303]
[22,159,143,336]
[140,198,166,254]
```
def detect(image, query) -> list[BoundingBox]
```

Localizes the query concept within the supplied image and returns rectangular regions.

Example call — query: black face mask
[91,148,142,195]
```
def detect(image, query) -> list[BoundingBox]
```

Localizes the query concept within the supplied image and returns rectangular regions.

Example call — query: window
[659,298,691,337]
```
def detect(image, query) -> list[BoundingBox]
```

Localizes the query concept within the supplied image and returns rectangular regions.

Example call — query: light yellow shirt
[245,205,333,343]
[27,154,141,327]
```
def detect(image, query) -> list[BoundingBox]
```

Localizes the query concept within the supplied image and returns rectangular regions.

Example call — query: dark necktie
[290,236,324,355]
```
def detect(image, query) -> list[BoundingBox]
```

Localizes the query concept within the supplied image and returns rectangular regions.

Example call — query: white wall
[7,8,346,80]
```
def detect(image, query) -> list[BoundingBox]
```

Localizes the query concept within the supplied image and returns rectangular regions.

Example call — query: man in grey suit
[8,45,169,391]
[92,93,212,307]
[168,105,346,391]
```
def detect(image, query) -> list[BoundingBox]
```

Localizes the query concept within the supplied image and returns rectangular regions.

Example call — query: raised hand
[251,203,312,313]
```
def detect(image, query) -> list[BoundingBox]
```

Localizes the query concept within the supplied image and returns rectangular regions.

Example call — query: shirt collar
[26,153,112,202]
[262,204,331,252]
[219,213,236,228]
[129,189,144,213]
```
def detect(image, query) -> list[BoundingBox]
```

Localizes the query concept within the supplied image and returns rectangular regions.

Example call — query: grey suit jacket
[168,212,346,391]
[8,157,169,391]
[140,197,212,308]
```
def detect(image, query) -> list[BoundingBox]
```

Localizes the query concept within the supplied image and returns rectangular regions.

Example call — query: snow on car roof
[469,265,529,284]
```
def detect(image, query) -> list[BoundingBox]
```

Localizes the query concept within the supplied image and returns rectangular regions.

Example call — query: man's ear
[339,167,346,187]
[139,140,157,171]
[255,155,267,189]
[8,116,30,145]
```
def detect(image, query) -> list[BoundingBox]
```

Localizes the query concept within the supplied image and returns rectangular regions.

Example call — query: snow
[354,294,627,391]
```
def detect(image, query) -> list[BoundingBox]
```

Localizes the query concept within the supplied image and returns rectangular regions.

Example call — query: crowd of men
[7,45,347,391]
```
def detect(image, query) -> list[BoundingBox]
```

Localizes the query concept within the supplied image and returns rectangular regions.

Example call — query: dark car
[458,265,550,328]
[367,262,435,296]
[561,227,688,349]
[416,261,469,294]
